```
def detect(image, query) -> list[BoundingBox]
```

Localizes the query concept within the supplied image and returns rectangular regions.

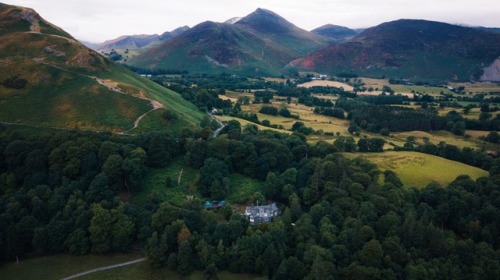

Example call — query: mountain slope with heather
[0,3,203,133]
[128,8,331,76]
[290,19,500,81]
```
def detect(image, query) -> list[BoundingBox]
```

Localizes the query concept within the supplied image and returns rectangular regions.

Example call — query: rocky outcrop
[481,58,500,82]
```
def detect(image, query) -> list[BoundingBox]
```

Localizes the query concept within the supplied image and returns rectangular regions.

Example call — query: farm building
[244,203,280,225]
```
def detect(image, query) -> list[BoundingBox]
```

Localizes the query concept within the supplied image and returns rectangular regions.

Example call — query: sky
[3,0,500,42]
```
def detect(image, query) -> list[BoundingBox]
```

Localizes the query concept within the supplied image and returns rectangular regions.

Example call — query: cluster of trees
[1,123,499,279]
[313,107,345,119]
[0,129,184,260]
[165,83,231,111]
[359,94,409,105]
[144,127,500,279]
[254,91,274,104]
[259,106,297,119]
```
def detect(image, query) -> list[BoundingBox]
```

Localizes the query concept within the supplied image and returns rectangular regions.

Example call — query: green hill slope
[0,3,203,133]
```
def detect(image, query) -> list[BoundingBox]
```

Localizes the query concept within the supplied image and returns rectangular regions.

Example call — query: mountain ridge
[290,19,500,81]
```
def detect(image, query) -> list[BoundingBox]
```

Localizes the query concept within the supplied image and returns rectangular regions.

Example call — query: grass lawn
[345,151,489,188]
[0,253,143,280]
[0,253,264,280]
[75,261,265,280]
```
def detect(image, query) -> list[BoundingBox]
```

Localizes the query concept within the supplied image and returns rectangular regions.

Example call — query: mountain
[0,3,203,133]
[290,19,500,81]
[311,24,357,43]
[94,26,190,63]
[128,8,330,76]
[97,34,160,51]
[233,8,330,54]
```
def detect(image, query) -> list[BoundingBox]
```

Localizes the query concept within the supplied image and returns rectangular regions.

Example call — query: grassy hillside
[0,3,203,133]
[346,151,489,187]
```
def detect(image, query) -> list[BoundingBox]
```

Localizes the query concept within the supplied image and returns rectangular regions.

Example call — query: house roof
[245,203,279,217]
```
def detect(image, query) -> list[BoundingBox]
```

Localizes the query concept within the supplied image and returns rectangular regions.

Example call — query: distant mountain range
[290,19,500,81]
[5,3,500,85]
[126,8,333,76]
[95,26,190,52]
[110,10,498,81]
[0,3,203,132]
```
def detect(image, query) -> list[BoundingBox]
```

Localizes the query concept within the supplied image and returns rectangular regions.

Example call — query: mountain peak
[235,7,298,34]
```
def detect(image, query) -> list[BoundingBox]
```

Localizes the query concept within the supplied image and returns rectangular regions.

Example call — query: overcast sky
[3,0,500,42]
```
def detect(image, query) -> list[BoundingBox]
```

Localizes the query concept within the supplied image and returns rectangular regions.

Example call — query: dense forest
[1,121,499,279]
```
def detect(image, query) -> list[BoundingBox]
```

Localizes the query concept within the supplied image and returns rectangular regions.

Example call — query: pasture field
[391,130,487,150]
[219,81,497,151]
[345,151,489,188]
[0,253,143,280]
[450,82,500,94]
[390,85,452,96]
[359,78,390,88]
[297,80,354,91]
[264,77,287,83]
[0,253,264,280]
[77,261,265,280]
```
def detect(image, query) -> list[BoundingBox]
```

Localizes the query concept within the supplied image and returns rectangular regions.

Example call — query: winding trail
[207,111,225,138]
[60,258,146,280]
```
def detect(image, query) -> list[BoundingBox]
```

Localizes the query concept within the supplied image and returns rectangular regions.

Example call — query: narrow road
[207,111,225,138]
[60,258,146,280]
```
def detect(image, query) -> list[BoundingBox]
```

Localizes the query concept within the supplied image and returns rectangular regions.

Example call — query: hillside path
[207,111,225,138]
[60,257,146,280]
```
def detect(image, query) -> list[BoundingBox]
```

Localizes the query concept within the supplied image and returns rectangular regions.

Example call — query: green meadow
[345,151,489,188]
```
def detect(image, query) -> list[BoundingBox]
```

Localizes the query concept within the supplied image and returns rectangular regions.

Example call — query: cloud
[2,0,499,42]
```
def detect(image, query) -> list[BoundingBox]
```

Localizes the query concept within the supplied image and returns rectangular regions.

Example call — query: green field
[77,261,265,280]
[0,253,264,280]
[345,151,489,188]
[0,253,143,280]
